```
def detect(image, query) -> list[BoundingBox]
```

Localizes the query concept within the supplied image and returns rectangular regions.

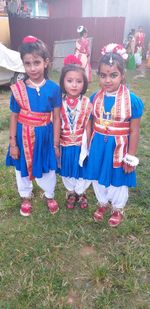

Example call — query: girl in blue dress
[6,36,61,216]
[59,55,92,209]
[85,43,144,227]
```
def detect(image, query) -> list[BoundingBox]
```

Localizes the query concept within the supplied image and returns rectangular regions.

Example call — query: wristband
[123,153,139,167]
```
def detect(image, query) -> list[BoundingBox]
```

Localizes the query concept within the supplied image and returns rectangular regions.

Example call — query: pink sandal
[66,192,78,209]
[93,204,109,222]
[108,210,123,227]
[47,199,59,215]
[78,194,88,209]
[20,199,32,217]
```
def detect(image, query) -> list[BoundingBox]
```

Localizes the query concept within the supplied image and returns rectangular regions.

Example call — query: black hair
[59,64,88,95]
[18,39,50,79]
[97,52,125,76]
[80,28,88,37]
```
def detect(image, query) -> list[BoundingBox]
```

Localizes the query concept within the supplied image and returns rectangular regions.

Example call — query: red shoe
[20,199,32,217]
[78,194,88,209]
[108,210,123,227]
[47,199,59,215]
[66,192,77,209]
[93,205,109,222]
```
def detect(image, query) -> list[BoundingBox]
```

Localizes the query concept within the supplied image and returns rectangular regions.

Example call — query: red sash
[11,81,52,180]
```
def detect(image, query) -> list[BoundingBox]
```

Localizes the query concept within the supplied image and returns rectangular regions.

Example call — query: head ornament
[77,25,87,33]
[22,36,38,44]
[64,54,82,66]
[101,43,128,61]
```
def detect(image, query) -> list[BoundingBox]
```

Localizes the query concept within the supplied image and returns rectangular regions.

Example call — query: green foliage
[0,68,150,308]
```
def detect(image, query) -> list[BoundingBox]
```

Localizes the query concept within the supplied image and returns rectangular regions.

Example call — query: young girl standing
[75,25,92,82]
[6,36,61,216]
[85,43,144,227]
[59,55,92,209]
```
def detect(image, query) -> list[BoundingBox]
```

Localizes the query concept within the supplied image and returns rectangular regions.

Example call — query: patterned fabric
[60,95,92,146]
[58,95,92,179]
[6,79,61,178]
[84,90,144,187]
[11,81,52,180]
[75,37,92,82]
[92,85,131,167]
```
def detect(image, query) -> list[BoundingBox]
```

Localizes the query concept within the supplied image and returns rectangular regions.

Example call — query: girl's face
[64,70,84,98]
[22,52,49,83]
[99,63,124,93]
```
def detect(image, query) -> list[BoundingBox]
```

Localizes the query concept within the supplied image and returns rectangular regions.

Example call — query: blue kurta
[6,80,61,178]
[84,92,144,187]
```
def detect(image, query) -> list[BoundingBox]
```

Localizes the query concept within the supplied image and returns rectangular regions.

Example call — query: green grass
[0,67,150,309]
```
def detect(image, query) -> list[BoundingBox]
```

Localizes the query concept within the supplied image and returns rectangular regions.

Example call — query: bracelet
[123,153,139,167]
[9,135,16,139]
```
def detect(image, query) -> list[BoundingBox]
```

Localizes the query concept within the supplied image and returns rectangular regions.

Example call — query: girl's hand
[10,145,20,160]
[54,145,60,158]
[122,161,135,174]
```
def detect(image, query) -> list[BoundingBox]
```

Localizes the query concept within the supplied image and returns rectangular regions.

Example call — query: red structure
[9,16,125,68]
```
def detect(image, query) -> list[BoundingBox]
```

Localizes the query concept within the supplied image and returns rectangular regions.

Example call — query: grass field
[0,67,150,309]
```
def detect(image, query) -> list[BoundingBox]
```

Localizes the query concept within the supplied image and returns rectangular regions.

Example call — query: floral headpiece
[22,35,38,44]
[64,54,82,66]
[101,43,128,61]
[77,25,87,33]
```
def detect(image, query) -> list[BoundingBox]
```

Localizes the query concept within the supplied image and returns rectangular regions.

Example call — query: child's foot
[108,210,123,227]
[20,199,32,217]
[47,199,59,215]
[93,204,109,222]
[66,192,78,209]
[78,193,88,209]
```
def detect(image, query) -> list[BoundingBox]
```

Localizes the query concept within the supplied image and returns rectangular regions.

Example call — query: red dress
[75,37,92,82]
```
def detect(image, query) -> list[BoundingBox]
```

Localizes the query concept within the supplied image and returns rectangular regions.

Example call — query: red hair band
[64,54,82,66]
[22,36,38,44]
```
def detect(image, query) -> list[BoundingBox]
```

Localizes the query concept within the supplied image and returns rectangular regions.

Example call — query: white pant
[92,181,128,210]
[15,170,56,199]
[62,176,91,195]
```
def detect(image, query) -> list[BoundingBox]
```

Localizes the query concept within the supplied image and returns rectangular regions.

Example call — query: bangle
[123,153,139,167]
[9,135,16,139]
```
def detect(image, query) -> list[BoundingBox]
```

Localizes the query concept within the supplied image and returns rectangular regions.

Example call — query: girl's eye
[24,62,30,66]
[34,61,41,66]
[111,73,119,78]
[99,73,106,78]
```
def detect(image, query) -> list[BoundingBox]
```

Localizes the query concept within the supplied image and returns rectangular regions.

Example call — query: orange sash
[11,81,52,180]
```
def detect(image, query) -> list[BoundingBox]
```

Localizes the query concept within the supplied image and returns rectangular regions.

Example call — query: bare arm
[86,119,92,147]
[123,118,141,173]
[9,112,20,159]
[53,107,61,158]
